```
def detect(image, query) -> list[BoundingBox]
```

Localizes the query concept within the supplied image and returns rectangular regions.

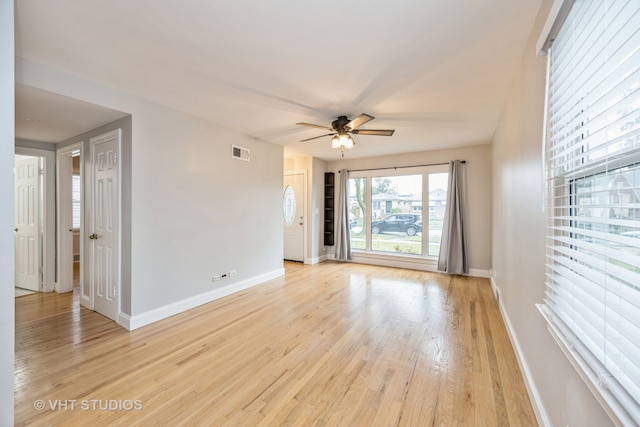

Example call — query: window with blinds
[540,0,640,425]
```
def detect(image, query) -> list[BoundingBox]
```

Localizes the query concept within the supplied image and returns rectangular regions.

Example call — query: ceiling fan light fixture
[332,133,353,149]
[341,134,354,148]
[296,113,393,156]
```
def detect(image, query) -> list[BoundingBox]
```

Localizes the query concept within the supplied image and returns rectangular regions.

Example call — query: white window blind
[541,0,640,425]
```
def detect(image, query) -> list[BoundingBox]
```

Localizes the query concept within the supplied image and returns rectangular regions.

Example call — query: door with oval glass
[283,172,305,262]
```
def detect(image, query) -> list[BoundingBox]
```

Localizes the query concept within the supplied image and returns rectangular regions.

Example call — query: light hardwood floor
[15,261,537,426]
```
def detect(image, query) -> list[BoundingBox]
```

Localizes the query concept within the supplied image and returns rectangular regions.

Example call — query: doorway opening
[69,150,82,292]
[56,143,83,296]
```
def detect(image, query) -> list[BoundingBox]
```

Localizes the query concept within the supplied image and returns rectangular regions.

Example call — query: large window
[428,173,448,256]
[540,0,640,424]
[348,166,448,259]
[371,175,422,255]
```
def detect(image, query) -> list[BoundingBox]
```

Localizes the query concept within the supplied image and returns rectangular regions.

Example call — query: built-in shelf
[324,172,335,246]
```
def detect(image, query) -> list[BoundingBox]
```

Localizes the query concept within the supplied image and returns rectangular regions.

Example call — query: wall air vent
[231,145,250,161]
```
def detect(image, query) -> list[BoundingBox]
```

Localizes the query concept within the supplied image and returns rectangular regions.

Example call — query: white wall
[491,1,613,425]
[328,144,492,274]
[130,112,284,316]
[16,58,285,326]
[0,0,14,423]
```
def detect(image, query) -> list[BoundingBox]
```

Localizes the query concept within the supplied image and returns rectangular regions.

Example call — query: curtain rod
[339,160,465,173]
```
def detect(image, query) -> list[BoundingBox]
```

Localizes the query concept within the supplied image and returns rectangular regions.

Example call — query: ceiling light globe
[342,134,354,149]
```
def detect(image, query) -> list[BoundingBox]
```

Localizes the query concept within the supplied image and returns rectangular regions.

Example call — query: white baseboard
[126,268,285,331]
[469,268,490,278]
[43,280,56,292]
[349,252,489,278]
[118,312,131,329]
[54,281,74,293]
[489,275,499,301]
[490,275,551,427]
[306,254,328,265]
[80,295,90,309]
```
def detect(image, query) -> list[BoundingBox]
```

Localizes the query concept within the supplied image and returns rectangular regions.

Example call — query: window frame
[538,0,640,424]
[348,165,448,263]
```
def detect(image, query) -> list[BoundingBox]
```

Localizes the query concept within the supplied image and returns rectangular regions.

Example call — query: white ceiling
[14,0,542,160]
[15,84,129,143]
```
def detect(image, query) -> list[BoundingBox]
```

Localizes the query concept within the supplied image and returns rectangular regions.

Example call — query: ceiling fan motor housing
[332,116,350,133]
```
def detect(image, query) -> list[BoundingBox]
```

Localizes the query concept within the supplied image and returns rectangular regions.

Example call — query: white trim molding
[349,251,489,278]
[536,0,574,56]
[490,276,551,427]
[306,254,328,265]
[125,268,285,331]
[537,305,635,427]
[56,142,83,295]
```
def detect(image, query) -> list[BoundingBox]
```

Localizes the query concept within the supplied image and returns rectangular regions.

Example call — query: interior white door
[283,173,305,262]
[90,130,120,321]
[14,156,41,291]
[56,146,79,294]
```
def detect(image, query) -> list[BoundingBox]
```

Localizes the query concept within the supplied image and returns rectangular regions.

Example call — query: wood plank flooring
[15,261,537,426]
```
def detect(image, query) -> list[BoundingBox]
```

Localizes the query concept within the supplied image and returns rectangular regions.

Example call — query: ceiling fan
[296,113,395,156]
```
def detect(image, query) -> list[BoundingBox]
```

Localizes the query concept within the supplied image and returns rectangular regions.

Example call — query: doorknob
[89,233,98,240]
[14,228,18,232]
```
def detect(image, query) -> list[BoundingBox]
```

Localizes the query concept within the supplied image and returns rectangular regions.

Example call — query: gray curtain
[437,160,468,274]
[335,169,351,261]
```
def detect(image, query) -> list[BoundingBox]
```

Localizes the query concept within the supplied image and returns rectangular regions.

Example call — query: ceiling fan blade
[345,113,374,130]
[296,122,333,131]
[351,129,395,136]
[300,133,336,142]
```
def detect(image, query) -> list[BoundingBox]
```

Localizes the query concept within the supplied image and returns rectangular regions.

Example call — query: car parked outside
[371,214,422,236]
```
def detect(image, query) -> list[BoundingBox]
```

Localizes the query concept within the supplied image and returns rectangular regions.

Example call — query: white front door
[90,130,120,321]
[14,156,41,291]
[283,172,305,262]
